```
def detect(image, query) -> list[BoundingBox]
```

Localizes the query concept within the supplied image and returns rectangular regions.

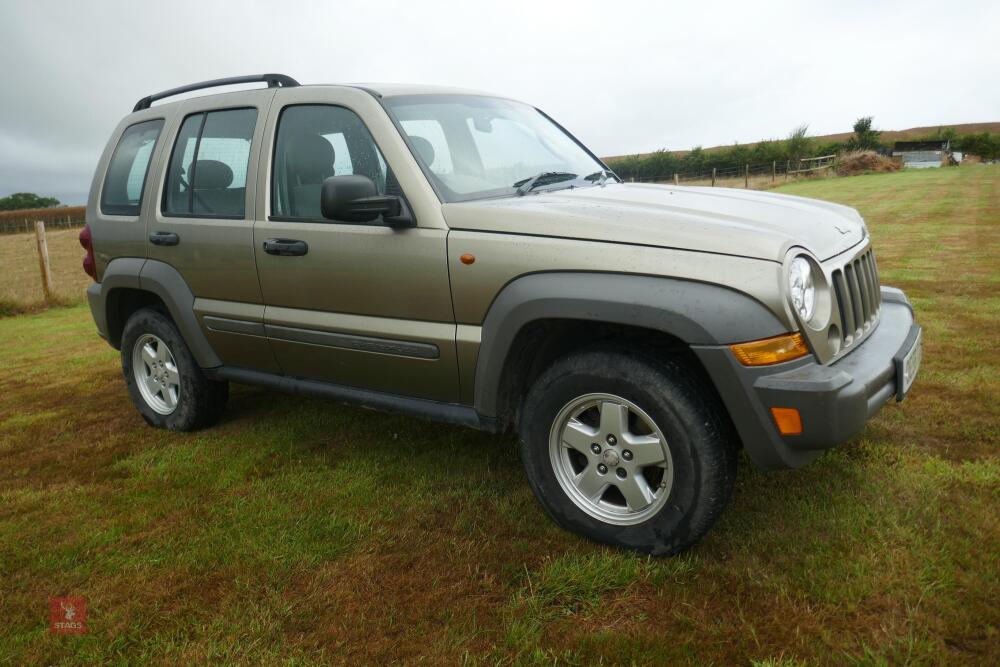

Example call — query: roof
[128,75,517,117]
[344,82,503,98]
[893,140,948,152]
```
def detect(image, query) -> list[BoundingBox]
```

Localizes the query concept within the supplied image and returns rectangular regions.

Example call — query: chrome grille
[831,248,881,348]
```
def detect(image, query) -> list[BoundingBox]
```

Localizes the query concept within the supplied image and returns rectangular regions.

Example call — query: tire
[121,307,228,431]
[519,347,737,556]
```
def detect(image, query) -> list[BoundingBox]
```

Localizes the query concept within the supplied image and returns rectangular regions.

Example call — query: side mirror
[320,175,413,227]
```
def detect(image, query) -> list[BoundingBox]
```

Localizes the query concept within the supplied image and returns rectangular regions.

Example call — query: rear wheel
[519,348,737,555]
[121,308,228,431]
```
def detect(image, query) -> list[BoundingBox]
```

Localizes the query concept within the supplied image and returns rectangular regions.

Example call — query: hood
[441,183,866,262]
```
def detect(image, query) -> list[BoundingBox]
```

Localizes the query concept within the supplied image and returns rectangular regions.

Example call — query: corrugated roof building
[892,140,949,168]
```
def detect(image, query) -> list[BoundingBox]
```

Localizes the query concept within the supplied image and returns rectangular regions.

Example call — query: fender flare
[95,258,221,368]
[89,257,144,342]
[138,260,222,368]
[473,272,787,417]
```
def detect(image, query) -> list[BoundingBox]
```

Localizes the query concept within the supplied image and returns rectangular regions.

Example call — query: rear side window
[101,119,165,216]
[163,108,257,219]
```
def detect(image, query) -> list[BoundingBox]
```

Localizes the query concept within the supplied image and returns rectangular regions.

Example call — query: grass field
[1,166,997,664]
[0,226,91,315]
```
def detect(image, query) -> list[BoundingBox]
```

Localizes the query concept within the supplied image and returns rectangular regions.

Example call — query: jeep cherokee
[81,74,922,555]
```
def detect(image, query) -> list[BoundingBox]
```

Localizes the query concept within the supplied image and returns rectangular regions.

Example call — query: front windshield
[384,94,613,203]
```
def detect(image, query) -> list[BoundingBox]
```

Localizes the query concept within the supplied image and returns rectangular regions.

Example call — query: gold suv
[81,74,922,554]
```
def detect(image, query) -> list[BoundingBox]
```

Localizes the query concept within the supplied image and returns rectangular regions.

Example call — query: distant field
[603,121,1000,161]
[783,121,1000,149]
[1,166,998,664]
[0,227,90,315]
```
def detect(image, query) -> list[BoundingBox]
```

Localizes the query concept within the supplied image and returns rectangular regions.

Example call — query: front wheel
[519,348,737,556]
[121,308,228,431]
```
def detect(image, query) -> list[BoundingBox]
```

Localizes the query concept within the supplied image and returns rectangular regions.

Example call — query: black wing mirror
[320,175,414,227]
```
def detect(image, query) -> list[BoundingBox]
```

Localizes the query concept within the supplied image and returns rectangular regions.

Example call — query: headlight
[788,256,816,321]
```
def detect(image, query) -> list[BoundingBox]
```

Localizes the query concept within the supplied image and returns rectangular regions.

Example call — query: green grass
[1,166,998,664]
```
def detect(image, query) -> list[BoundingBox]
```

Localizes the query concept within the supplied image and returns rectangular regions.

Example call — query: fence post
[744,164,749,188]
[711,167,716,187]
[772,161,776,182]
[34,221,53,303]
[673,173,679,185]
[785,160,790,181]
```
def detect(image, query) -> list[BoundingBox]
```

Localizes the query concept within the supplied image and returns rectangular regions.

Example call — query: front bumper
[694,286,920,470]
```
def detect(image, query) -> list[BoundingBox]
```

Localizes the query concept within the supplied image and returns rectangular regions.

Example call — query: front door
[253,93,458,402]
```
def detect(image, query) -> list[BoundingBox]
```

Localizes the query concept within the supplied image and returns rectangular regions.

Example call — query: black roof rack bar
[133,73,299,112]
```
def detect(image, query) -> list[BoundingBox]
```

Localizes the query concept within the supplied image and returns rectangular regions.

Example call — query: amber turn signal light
[770,407,803,435]
[730,333,809,366]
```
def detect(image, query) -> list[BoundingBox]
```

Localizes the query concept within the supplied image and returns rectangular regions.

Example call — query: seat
[190,159,243,216]
[287,134,335,218]
[409,135,435,168]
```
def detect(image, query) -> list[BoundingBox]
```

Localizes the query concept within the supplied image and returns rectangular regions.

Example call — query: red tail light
[79,224,97,281]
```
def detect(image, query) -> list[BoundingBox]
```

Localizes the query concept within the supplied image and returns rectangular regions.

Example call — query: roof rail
[133,73,299,112]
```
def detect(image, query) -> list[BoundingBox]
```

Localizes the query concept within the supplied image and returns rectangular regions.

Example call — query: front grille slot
[845,262,865,330]
[832,269,853,340]
[856,259,872,322]
[831,247,881,352]
[864,252,881,309]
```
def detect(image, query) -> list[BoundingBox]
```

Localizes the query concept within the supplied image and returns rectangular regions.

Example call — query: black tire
[121,308,228,431]
[519,348,737,556]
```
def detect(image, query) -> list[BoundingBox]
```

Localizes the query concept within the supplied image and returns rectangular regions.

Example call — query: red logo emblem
[50,597,87,634]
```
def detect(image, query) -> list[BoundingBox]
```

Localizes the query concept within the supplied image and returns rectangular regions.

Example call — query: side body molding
[473,272,788,417]
[138,260,223,368]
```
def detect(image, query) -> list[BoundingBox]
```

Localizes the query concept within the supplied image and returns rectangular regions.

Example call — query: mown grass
[1,166,997,664]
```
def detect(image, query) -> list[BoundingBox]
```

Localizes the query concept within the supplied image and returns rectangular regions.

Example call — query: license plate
[896,327,922,401]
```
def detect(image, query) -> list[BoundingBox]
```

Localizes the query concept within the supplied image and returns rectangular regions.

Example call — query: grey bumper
[87,281,109,341]
[694,286,919,470]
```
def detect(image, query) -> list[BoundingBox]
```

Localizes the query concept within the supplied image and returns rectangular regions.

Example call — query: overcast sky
[1,0,997,204]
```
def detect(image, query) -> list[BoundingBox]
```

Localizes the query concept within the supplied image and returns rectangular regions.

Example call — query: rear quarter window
[100,119,165,216]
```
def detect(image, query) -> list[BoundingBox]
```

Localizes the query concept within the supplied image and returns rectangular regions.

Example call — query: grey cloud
[2,0,998,204]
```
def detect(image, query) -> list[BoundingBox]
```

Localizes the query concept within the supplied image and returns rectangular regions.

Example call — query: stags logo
[49,597,87,634]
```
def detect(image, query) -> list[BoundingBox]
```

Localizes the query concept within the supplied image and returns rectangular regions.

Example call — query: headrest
[192,160,233,190]
[409,135,435,167]
[288,134,335,182]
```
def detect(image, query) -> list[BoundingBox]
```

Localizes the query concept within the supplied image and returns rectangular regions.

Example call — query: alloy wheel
[548,393,674,525]
[132,333,180,415]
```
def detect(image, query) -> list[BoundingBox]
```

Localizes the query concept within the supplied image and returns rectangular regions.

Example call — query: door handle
[149,231,180,246]
[263,238,309,256]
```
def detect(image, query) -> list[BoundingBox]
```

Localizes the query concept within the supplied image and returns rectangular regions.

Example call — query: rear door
[252,87,459,402]
[147,89,280,372]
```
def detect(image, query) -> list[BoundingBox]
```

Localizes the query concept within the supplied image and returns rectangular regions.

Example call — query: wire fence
[0,206,86,234]
[628,155,837,188]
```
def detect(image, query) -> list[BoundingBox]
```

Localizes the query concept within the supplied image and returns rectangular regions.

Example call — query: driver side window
[271,105,395,221]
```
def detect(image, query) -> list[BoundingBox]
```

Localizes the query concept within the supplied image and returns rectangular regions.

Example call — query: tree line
[606,117,1000,180]
[0,192,61,211]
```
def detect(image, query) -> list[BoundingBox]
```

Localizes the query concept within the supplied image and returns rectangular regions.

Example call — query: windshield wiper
[584,170,615,186]
[513,171,578,196]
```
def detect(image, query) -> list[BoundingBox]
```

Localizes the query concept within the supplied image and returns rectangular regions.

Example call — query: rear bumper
[694,286,919,470]
[86,281,109,341]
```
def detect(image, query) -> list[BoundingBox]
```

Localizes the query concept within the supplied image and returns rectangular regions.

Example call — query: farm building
[892,140,949,168]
